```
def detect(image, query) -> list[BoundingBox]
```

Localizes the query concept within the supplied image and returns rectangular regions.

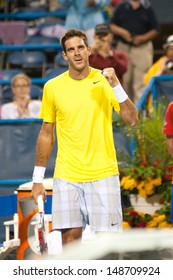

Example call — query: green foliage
[122,165,162,179]
[115,102,172,206]
[119,103,171,171]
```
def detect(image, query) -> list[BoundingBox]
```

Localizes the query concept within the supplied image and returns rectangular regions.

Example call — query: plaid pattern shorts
[52,175,123,232]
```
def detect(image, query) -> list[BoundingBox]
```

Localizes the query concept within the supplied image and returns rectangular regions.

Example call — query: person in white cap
[144,34,173,86]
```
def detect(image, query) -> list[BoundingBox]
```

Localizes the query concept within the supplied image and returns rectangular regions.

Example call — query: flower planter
[129,194,162,214]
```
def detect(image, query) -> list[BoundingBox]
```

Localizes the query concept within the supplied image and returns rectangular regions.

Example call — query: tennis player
[32,28,138,245]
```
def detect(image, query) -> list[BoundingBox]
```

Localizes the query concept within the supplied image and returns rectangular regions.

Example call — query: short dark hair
[60,29,89,52]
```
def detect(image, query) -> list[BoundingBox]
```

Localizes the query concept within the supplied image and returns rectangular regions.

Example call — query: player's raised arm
[102,67,138,127]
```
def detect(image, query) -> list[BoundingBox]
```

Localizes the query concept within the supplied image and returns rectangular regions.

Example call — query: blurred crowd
[1,0,173,119]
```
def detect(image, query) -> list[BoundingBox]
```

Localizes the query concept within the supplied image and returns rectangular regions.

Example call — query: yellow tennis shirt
[40,67,120,182]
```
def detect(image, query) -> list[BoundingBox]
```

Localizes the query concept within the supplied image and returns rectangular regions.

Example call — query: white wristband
[113,84,128,103]
[32,166,46,183]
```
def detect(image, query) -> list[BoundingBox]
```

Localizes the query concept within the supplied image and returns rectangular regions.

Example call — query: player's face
[62,36,91,72]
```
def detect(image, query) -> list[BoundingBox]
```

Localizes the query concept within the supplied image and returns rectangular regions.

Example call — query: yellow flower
[121,176,131,186]
[152,177,162,186]
[144,182,155,196]
[136,181,145,190]
[154,214,166,223]
[136,179,154,196]
[123,177,137,190]
[138,212,145,218]
[122,221,131,229]
[146,220,158,228]
[138,188,147,198]
[151,213,159,218]
[158,221,170,228]
[146,176,152,183]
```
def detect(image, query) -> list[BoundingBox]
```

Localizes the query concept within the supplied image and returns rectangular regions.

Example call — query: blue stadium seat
[24,35,59,45]
[44,67,67,79]
[1,86,13,104]
[6,51,47,77]
[0,69,24,81]
[30,84,43,99]
[12,7,48,19]
[54,52,68,68]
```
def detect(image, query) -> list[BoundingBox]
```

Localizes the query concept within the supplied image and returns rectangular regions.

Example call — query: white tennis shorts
[52,175,123,232]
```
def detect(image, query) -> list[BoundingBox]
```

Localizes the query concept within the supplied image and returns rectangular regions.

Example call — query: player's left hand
[102,67,119,87]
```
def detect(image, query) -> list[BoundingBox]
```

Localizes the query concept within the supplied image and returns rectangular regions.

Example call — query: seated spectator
[144,35,173,86]
[0,74,41,119]
[89,23,128,85]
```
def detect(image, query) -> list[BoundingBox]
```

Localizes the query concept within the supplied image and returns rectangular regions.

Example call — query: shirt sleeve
[39,81,56,123]
[109,3,121,25]
[146,7,160,31]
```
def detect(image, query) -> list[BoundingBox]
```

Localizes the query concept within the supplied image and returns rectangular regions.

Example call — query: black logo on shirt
[93,81,100,84]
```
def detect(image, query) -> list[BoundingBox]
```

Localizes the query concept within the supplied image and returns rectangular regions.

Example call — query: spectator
[1,74,41,119]
[109,0,159,103]
[111,0,121,7]
[89,23,128,85]
[58,0,111,45]
[144,35,173,86]
[163,101,173,158]
[25,0,66,38]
